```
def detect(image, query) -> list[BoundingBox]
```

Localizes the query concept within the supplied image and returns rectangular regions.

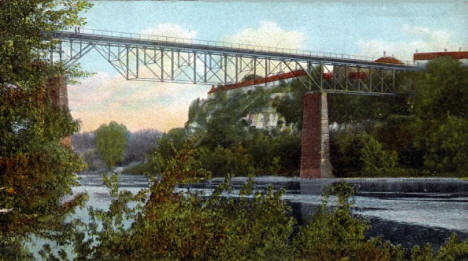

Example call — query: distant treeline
[72,129,162,171]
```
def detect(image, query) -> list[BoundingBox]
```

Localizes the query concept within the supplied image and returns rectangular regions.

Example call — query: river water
[29,172,468,258]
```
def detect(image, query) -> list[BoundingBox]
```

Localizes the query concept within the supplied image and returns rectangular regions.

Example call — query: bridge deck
[51,30,415,71]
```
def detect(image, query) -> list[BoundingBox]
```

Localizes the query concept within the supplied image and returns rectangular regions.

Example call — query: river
[29,172,468,259]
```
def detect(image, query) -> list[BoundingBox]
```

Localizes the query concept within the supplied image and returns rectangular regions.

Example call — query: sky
[69,0,468,132]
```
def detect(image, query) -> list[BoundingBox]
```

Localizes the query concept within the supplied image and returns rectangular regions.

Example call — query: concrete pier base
[300,92,333,179]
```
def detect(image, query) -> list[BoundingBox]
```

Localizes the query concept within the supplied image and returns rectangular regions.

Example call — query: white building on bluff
[199,71,305,130]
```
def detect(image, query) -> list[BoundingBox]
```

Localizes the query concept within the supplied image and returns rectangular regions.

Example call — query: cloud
[356,25,466,63]
[68,72,209,132]
[224,21,305,50]
[140,23,197,39]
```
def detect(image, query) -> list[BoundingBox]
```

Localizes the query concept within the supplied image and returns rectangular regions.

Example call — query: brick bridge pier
[300,92,334,179]
[48,76,71,147]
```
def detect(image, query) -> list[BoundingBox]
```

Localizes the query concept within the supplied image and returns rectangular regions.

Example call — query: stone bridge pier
[300,92,333,179]
[48,75,71,147]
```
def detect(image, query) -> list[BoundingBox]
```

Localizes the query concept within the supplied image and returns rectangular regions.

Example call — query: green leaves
[74,141,295,260]
[359,133,399,177]
[1,0,91,258]
[413,57,468,121]
[415,115,468,176]
[95,121,129,170]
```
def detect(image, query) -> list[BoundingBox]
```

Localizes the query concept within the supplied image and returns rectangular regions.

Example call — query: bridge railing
[67,28,412,64]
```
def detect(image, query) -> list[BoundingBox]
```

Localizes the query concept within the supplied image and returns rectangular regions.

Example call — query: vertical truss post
[369,68,373,92]
[177,50,180,68]
[235,55,238,83]
[253,57,257,82]
[224,54,227,84]
[136,47,139,78]
[107,43,110,61]
[265,58,268,86]
[193,51,197,84]
[204,53,207,82]
[143,47,146,65]
[392,69,396,91]
[208,53,212,70]
[126,45,129,80]
[161,48,164,82]
[70,40,73,59]
[171,49,174,81]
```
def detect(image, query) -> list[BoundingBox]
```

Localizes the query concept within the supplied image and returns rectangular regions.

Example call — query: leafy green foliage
[407,57,468,177]
[412,57,468,121]
[415,115,468,177]
[360,134,399,177]
[146,128,187,175]
[95,121,129,169]
[272,77,308,129]
[0,0,91,259]
[164,86,302,177]
[329,57,468,178]
[73,141,295,260]
[295,182,372,260]
[0,0,92,86]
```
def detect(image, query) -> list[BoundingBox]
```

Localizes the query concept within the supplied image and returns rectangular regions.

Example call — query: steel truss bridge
[47,29,417,95]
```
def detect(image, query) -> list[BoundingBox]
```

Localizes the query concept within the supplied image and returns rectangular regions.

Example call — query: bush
[73,141,295,260]
[330,131,366,177]
[199,144,253,177]
[360,134,399,177]
[415,116,468,177]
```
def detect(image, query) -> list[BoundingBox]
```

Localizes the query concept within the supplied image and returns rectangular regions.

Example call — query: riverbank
[187,176,468,196]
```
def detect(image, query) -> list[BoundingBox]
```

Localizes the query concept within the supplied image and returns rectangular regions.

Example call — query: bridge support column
[48,76,71,147]
[300,92,333,179]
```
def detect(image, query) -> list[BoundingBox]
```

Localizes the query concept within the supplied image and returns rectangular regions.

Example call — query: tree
[411,57,468,176]
[412,57,468,121]
[95,121,129,169]
[0,0,91,259]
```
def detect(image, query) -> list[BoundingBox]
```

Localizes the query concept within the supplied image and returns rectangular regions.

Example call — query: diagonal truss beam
[47,31,416,95]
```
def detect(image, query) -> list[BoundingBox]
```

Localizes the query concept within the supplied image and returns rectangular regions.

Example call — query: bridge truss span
[49,30,417,95]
